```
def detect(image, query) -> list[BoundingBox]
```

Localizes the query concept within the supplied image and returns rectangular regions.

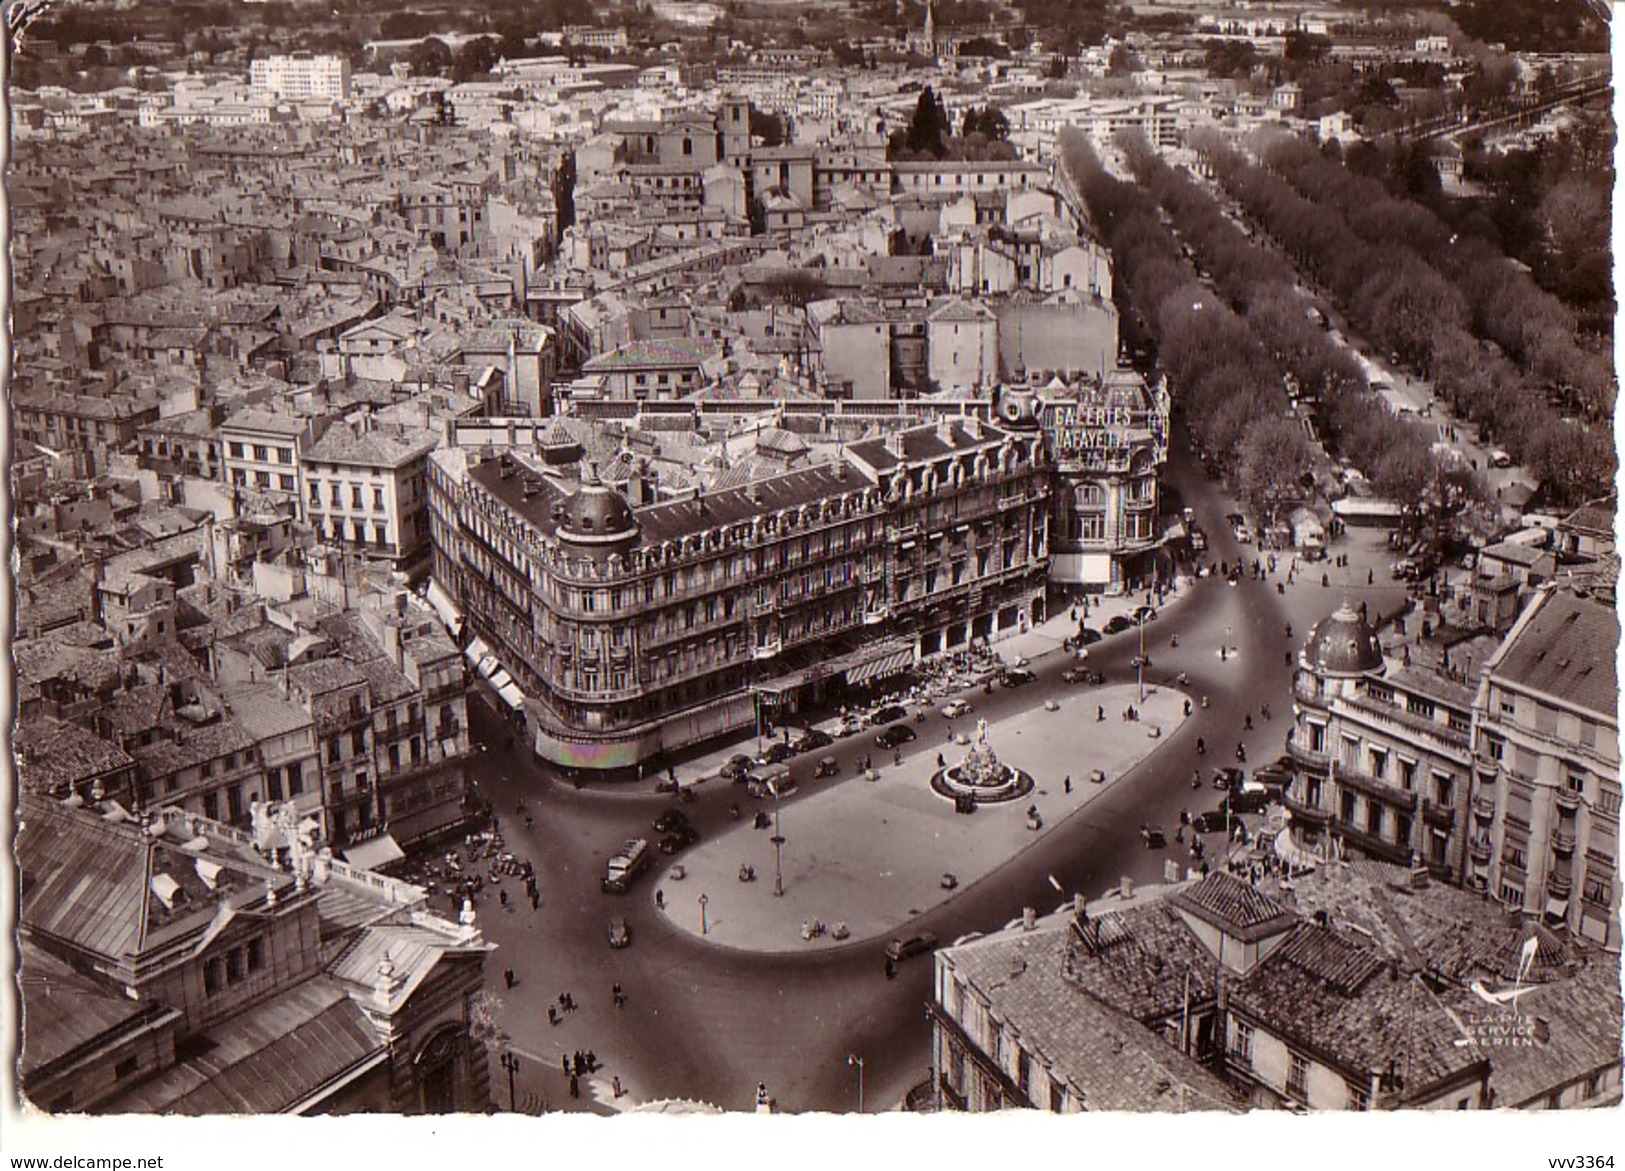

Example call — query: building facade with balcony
[1024,371,1169,592]
[1469,587,1620,950]
[435,416,1049,771]
[1282,603,1485,879]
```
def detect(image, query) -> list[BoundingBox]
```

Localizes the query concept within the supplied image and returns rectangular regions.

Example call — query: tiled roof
[1230,946,1487,1095]
[14,717,135,797]
[129,715,257,780]
[305,420,437,470]
[1062,902,1221,1023]
[218,681,315,741]
[1484,959,1623,1107]
[1167,872,1297,941]
[107,978,381,1114]
[285,657,367,697]
[1491,588,1617,717]
[946,921,1243,1112]
[1274,923,1385,995]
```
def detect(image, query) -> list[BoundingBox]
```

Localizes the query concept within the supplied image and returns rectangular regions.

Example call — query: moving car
[1212,766,1247,791]
[1192,809,1232,835]
[1077,626,1103,646]
[1060,666,1103,684]
[1103,615,1133,636]
[792,728,833,753]
[1133,605,1158,625]
[658,824,701,854]
[869,704,909,727]
[941,699,972,719]
[1189,525,1208,552]
[1141,825,1168,848]
[653,809,689,834]
[876,724,918,749]
[607,916,631,949]
[885,932,940,961]
[720,754,754,781]
[813,756,840,778]
[1000,668,1037,688]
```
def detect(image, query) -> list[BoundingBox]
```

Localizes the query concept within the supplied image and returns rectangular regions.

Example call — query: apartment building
[249,53,352,102]
[1282,602,1491,879]
[301,418,438,568]
[436,416,1048,771]
[1471,587,1620,950]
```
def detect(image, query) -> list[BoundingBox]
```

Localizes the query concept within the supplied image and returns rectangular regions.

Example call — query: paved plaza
[653,683,1188,953]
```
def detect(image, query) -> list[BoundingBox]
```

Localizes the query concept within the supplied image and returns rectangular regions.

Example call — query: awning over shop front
[425,580,463,631]
[1545,897,1568,919]
[489,668,515,691]
[463,637,491,669]
[497,681,525,711]
[342,833,404,871]
[845,643,916,688]
[478,655,499,679]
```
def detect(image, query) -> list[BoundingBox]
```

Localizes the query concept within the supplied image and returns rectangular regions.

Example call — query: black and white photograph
[1,0,1619,1162]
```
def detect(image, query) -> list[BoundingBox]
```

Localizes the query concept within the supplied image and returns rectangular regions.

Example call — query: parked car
[791,728,833,753]
[607,916,631,949]
[885,932,940,961]
[1212,766,1246,791]
[1103,615,1133,636]
[755,742,795,767]
[876,724,918,749]
[1192,809,1232,835]
[720,754,754,781]
[1133,605,1158,624]
[1000,668,1037,688]
[653,809,689,834]
[1077,626,1103,645]
[941,699,972,719]
[869,704,909,727]
[1253,757,1293,790]
[1223,784,1271,815]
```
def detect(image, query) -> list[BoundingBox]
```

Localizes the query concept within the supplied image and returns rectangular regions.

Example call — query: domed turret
[1303,602,1384,676]
[557,462,638,553]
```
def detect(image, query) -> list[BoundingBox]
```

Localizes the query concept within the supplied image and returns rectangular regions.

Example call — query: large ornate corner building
[434,409,1055,770]
[1026,370,1170,591]
[1283,588,1620,953]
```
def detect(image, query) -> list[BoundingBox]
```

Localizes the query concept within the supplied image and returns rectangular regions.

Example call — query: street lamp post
[1136,609,1147,703]
[770,798,785,897]
[500,1051,520,1113]
[848,1053,865,1113]
[699,892,709,935]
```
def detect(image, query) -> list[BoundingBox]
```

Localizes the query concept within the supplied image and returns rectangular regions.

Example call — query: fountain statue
[930,716,1033,805]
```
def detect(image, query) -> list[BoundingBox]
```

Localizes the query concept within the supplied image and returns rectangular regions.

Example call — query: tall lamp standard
[1136,608,1147,703]
[770,794,786,897]
[848,1053,865,1113]
[499,1050,520,1113]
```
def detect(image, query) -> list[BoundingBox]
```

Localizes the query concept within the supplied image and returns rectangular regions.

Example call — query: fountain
[930,718,1034,806]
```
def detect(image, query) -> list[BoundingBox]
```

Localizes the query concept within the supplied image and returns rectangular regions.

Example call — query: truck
[602,838,651,894]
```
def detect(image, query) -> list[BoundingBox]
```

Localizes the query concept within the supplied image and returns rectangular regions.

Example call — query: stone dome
[1303,602,1384,676]
[557,462,638,547]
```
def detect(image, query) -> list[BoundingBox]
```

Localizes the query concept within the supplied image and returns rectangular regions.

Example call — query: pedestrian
[937,752,946,769]
[893,747,902,766]
[1097,705,1105,722]
[612,1076,623,1099]
[573,1052,583,1075]
[1367,568,1374,585]
[531,891,540,911]
[655,890,665,910]
[1261,703,1270,720]
[612,981,622,1005]
[549,1006,558,1027]
[569,1074,580,1099]
[1244,714,1253,731]
[587,1051,598,1072]
[503,967,515,989]
[1064,774,1073,794]
[500,889,509,907]
[558,993,569,1011]
[562,1055,571,1076]
[565,992,575,1012]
